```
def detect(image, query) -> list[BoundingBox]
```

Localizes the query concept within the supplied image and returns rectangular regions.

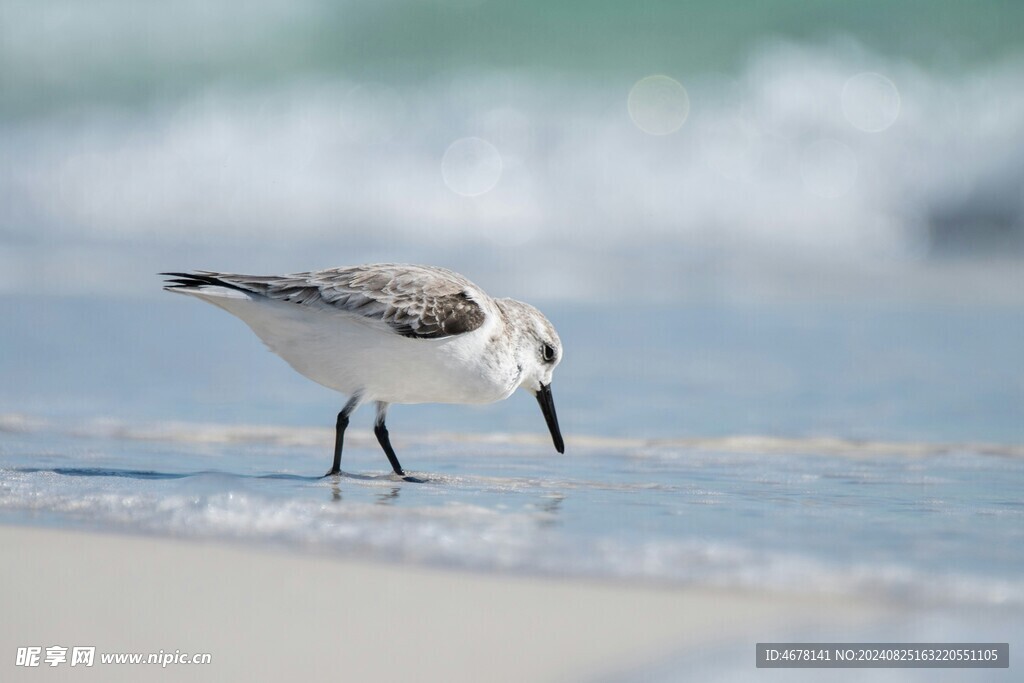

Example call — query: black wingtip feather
[159,271,252,294]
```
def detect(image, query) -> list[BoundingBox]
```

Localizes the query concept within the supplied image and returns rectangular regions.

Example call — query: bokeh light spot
[441,137,503,196]
[842,72,901,132]
[628,75,690,136]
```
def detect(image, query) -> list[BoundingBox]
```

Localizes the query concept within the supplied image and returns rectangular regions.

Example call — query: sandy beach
[0,525,889,682]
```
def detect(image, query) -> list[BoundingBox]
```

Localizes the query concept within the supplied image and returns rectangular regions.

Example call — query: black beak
[535,383,564,454]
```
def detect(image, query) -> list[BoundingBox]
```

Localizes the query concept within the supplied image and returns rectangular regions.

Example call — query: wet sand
[0,525,889,682]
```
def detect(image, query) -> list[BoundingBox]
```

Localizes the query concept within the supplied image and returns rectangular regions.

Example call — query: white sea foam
[3,407,1022,609]
[2,41,1022,303]
[2,465,1021,609]
[4,413,1022,458]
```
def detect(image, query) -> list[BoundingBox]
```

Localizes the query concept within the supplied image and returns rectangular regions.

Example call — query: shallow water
[3,296,1023,607]
[2,419,1022,612]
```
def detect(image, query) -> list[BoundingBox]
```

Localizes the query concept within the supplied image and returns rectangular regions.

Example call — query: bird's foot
[323,469,342,478]
[400,474,426,484]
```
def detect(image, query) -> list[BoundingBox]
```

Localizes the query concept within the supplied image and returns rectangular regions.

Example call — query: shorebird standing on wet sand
[162,264,564,479]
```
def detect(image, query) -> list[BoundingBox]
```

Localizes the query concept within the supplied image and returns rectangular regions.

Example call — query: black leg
[327,412,348,476]
[325,394,361,477]
[374,423,405,476]
[373,402,405,476]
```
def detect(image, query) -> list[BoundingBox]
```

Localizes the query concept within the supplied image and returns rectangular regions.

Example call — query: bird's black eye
[541,343,556,363]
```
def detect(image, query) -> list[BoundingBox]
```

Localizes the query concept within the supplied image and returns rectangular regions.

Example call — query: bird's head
[499,299,564,454]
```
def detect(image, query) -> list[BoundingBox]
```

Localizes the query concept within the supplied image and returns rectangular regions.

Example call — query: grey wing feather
[167,265,487,339]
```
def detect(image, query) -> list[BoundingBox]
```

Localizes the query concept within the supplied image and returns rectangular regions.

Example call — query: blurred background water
[2,0,1023,307]
[1,297,1023,444]
[1,3,1023,675]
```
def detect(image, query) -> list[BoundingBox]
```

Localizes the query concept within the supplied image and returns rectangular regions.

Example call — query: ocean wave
[2,412,1022,457]
[2,41,1022,303]
[1,465,1021,608]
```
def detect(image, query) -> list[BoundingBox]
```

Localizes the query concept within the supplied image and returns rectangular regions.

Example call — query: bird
[161,264,564,478]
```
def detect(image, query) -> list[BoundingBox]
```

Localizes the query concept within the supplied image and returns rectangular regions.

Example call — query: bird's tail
[161,271,255,300]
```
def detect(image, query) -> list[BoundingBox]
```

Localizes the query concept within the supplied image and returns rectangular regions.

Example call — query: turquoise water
[5,0,1023,117]
[4,5,1024,307]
